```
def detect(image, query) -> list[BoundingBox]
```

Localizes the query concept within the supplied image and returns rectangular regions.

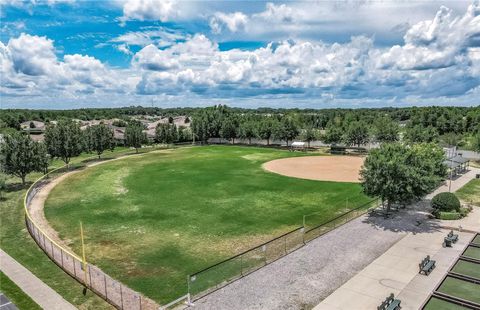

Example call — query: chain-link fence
[187,226,305,299]
[188,197,380,300]
[24,153,162,310]
[303,198,379,243]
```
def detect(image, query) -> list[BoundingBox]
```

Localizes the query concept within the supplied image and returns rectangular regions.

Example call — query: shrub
[431,192,461,213]
[437,211,462,220]
[460,205,472,217]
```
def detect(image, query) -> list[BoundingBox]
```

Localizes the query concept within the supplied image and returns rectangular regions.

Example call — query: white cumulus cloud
[120,0,178,24]
[209,12,248,34]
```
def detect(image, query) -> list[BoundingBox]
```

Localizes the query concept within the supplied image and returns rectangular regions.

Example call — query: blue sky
[1,0,479,109]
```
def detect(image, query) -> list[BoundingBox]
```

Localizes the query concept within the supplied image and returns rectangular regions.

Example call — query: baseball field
[44,145,369,303]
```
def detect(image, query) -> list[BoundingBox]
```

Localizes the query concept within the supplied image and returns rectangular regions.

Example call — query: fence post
[104,274,108,299]
[51,241,54,259]
[88,265,92,289]
[240,255,243,276]
[120,284,124,309]
[263,245,267,265]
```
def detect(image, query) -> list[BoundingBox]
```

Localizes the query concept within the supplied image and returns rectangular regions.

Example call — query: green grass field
[423,297,469,310]
[437,277,480,304]
[473,235,480,246]
[0,272,41,310]
[44,145,370,303]
[456,179,480,206]
[452,260,480,279]
[464,246,480,260]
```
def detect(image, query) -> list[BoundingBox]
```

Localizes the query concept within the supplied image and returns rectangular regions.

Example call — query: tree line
[1,120,148,185]
[190,106,480,148]
[2,105,479,141]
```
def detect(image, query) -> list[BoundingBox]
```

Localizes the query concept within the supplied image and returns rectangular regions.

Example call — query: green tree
[155,123,178,144]
[322,125,343,145]
[374,117,399,143]
[0,133,44,185]
[440,132,460,147]
[300,127,317,148]
[86,124,115,158]
[344,121,369,147]
[125,124,147,153]
[191,114,210,144]
[238,121,257,144]
[257,118,275,145]
[220,117,238,144]
[35,142,50,175]
[274,117,299,146]
[472,131,480,152]
[0,173,6,198]
[360,143,446,214]
[44,120,83,166]
[404,125,438,143]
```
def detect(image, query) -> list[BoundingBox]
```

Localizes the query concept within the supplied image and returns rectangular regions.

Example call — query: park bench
[444,230,459,247]
[419,255,436,275]
[377,293,401,310]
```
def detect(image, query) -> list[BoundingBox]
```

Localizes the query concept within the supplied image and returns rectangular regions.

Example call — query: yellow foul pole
[80,221,88,287]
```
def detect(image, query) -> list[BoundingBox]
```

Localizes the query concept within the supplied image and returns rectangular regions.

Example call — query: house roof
[450,155,470,164]
[20,120,45,130]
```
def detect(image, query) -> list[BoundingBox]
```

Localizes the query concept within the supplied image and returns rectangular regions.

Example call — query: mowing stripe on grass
[452,260,480,280]
[472,235,480,246]
[437,277,480,305]
[463,246,480,261]
[423,296,470,310]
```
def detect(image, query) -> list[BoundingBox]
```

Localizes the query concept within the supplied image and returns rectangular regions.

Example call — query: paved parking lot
[0,293,18,310]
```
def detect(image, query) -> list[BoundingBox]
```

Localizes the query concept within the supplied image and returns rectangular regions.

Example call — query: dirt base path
[263,156,364,183]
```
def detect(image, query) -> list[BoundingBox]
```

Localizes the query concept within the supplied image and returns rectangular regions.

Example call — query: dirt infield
[263,155,364,183]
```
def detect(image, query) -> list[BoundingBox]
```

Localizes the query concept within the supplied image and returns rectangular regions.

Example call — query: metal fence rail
[188,197,380,301]
[24,152,162,310]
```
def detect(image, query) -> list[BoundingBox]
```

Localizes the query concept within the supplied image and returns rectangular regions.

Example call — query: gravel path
[193,211,430,310]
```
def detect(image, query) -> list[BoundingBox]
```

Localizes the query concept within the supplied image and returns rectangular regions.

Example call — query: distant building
[173,116,190,127]
[20,121,45,133]
[112,126,126,145]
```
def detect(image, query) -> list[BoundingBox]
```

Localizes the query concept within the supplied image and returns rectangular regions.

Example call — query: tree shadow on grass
[362,199,444,234]
[5,181,33,193]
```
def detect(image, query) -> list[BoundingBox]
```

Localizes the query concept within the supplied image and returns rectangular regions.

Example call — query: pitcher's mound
[263,156,364,183]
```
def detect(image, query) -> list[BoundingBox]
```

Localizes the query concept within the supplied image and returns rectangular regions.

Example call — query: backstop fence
[187,197,380,301]
[24,151,163,310]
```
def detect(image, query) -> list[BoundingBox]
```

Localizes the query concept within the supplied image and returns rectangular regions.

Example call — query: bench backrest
[378,293,395,309]
[420,256,429,268]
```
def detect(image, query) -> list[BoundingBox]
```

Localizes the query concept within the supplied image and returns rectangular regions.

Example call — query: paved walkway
[314,229,474,310]
[0,249,76,310]
[426,167,479,200]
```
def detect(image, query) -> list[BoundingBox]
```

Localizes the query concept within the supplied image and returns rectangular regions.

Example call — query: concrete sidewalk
[314,229,474,310]
[0,249,76,310]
